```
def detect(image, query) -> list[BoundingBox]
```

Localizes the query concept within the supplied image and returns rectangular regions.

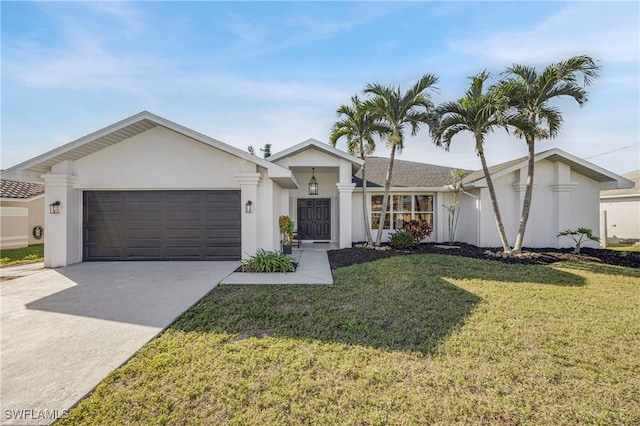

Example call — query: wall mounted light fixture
[308,167,318,196]
[49,201,61,214]
[245,200,252,213]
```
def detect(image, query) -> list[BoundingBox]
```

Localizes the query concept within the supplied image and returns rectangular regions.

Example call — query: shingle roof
[0,179,45,199]
[600,170,639,197]
[354,157,472,188]
[461,155,528,185]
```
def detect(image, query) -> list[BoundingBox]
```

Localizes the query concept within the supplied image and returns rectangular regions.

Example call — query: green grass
[0,244,44,266]
[605,243,640,252]
[59,254,640,425]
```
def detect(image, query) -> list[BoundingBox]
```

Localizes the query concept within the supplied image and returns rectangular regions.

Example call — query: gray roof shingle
[0,179,45,199]
[354,157,472,188]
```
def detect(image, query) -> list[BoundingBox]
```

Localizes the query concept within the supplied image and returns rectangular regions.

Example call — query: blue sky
[2,1,639,174]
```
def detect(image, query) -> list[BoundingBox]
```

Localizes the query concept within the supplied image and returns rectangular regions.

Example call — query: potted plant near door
[279,215,295,254]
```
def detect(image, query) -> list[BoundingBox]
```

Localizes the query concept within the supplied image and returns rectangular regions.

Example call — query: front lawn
[0,244,44,266]
[60,254,640,425]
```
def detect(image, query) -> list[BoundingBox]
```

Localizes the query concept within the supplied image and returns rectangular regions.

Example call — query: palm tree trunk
[512,138,535,253]
[374,144,396,246]
[362,163,373,245]
[479,149,511,253]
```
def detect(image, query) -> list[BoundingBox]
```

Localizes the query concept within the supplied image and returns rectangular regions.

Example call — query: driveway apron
[0,261,238,426]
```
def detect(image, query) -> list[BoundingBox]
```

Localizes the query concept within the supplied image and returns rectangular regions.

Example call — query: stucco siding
[601,197,640,240]
[74,127,256,189]
[0,207,29,249]
[1,197,45,245]
[567,171,600,248]
[455,190,480,246]
[351,191,366,243]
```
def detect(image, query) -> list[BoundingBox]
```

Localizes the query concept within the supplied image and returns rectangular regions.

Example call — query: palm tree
[432,70,514,253]
[499,55,600,253]
[329,95,391,245]
[363,73,439,246]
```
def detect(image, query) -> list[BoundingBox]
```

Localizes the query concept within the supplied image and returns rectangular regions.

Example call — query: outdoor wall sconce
[245,200,252,213]
[308,167,319,196]
[49,201,61,214]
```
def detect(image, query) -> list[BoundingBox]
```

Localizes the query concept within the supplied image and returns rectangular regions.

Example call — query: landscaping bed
[328,242,640,270]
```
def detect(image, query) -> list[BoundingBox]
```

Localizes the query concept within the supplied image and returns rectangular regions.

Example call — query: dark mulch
[328,242,640,270]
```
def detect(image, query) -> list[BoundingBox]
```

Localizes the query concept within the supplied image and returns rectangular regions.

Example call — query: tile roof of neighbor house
[601,170,639,197]
[354,157,472,188]
[0,179,45,199]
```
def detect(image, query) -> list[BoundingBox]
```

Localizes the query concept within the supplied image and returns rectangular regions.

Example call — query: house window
[371,194,433,230]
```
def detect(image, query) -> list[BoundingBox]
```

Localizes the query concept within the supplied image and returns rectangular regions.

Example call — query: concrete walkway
[0,262,46,279]
[220,249,333,285]
[0,261,238,426]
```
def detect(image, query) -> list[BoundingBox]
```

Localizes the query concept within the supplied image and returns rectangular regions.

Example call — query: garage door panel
[166,228,202,239]
[84,190,241,261]
[206,210,240,221]
[167,192,203,203]
[126,247,163,258]
[166,210,202,221]
[205,246,241,257]
[205,228,240,238]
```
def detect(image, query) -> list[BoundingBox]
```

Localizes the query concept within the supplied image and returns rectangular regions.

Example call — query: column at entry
[297,199,331,240]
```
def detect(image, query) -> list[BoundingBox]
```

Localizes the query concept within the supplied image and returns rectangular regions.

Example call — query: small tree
[558,228,600,254]
[248,145,256,156]
[443,169,467,245]
[261,143,272,158]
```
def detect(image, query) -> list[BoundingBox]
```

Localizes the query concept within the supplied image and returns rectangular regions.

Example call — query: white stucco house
[2,111,633,267]
[0,179,45,249]
[600,170,639,244]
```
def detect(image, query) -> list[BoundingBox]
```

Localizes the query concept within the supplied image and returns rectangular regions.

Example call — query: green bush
[389,230,415,250]
[240,249,296,273]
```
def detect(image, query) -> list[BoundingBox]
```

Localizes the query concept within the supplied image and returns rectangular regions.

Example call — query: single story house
[600,170,639,244]
[2,111,633,267]
[0,179,45,249]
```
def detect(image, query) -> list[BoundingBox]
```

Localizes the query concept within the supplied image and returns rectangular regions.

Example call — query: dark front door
[297,198,331,240]
[83,190,241,261]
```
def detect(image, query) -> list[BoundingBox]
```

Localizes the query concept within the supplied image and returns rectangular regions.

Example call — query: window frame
[370,193,434,231]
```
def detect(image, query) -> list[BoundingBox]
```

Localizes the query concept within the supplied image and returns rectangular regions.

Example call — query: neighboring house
[1,111,633,267]
[0,179,45,249]
[600,170,639,244]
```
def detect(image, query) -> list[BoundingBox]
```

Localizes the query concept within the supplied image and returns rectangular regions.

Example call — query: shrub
[240,249,296,273]
[558,227,600,254]
[389,230,415,250]
[402,219,433,247]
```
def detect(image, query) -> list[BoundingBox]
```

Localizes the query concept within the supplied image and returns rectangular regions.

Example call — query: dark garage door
[83,190,241,260]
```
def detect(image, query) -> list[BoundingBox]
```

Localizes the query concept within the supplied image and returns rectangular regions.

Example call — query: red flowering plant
[402,219,432,248]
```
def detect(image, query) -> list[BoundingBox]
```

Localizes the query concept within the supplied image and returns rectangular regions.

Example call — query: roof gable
[463,148,634,190]
[2,111,298,189]
[269,138,363,173]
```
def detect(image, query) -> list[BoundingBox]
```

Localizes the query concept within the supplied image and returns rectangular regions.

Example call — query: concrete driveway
[1,261,238,426]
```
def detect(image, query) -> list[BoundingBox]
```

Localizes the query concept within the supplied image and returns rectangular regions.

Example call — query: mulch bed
[327,242,640,270]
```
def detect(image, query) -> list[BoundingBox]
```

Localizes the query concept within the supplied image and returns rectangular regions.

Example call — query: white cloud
[449,2,639,65]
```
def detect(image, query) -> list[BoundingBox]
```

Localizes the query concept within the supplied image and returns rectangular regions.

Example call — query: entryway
[296,198,331,240]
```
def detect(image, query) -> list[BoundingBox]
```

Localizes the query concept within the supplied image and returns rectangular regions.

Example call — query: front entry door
[297,198,331,240]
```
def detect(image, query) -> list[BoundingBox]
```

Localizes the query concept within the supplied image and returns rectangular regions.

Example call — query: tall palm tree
[363,73,439,246]
[432,70,515,253]
[499,55,600,253]
[329,95,391,245]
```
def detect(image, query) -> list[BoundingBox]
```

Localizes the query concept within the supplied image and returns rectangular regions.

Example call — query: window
[371,194,433,230]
